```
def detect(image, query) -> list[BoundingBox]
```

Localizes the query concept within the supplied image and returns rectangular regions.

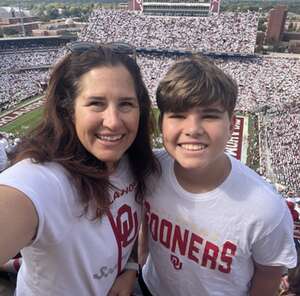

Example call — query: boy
[139,57,296,295]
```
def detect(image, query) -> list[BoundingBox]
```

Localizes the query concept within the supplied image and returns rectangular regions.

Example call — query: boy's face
[161,102,235,178]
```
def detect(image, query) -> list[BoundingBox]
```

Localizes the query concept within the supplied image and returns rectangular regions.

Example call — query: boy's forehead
[166,101,226,113]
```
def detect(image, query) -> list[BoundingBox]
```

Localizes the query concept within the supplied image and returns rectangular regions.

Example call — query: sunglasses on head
[66,41,137,60]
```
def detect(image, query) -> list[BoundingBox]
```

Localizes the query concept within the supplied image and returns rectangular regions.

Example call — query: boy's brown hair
[156,55,238,117]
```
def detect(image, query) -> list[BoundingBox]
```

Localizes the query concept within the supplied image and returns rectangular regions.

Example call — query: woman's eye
[89,101,106,110]
[119,101,136,111]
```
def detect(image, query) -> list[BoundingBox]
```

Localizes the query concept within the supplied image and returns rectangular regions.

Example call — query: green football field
[0,107,44,136]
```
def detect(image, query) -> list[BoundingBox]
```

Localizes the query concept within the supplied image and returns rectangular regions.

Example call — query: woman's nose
[102,106,122,130]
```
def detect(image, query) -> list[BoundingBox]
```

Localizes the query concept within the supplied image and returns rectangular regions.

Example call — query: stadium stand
[79,9,258,54]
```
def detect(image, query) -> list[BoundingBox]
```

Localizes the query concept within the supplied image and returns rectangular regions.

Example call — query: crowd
[259,106,300,196]
[0,49,60,72]
[79,9,258,54]
[0,48,61,112]
[0,132,20,171]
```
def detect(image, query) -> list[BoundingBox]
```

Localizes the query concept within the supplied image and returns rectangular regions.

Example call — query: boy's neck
[173,154,232,194]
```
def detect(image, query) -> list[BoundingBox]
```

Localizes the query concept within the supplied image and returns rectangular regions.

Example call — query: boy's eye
[203,114,220,119]
[168,113,185,119]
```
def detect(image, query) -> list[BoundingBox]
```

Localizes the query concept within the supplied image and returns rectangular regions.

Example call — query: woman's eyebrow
[86,96,106,101]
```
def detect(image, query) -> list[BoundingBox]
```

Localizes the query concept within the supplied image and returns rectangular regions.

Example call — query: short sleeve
[252,206,297,269]
[0,160,75,246]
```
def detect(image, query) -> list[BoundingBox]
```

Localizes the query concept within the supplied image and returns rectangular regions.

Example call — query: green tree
[258,18,267,32]
[288,22,295,32]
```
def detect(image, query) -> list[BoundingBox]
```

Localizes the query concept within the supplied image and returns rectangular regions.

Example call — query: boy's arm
[249,262,284,296]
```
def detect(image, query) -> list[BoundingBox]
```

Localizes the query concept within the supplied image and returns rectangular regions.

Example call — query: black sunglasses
[66,41,137,60]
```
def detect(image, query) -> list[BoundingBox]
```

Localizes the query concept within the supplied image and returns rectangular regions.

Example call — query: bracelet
[124,262,139,271]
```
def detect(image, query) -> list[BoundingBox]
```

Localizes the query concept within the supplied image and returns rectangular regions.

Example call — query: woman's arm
[0,185,38,265]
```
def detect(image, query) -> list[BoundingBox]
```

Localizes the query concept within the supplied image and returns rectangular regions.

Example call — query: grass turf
[0,107,44,136]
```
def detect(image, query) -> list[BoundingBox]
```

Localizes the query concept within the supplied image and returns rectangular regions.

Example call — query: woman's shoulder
[0,159,74,204]
[1,159,68,182]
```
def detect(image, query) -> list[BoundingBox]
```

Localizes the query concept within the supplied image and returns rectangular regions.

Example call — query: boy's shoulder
[230,154,275,192]
[229,155,287,222]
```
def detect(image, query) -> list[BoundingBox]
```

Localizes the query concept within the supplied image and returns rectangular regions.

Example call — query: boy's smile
[161,103,235,192]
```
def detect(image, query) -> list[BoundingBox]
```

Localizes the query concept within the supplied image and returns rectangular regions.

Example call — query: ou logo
[116,204,138,248]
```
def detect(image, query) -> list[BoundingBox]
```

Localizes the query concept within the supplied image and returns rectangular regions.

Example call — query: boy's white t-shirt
[0,158,141,296]
[143,150,296,296]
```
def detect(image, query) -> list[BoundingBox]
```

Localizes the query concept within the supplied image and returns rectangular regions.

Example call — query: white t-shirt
[143,150,296,296]
[0,158,141,295]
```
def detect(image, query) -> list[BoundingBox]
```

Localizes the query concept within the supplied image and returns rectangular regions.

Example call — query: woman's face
[73,65,140,171]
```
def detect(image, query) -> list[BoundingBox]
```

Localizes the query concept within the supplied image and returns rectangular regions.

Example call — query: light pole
[17,0,26,37]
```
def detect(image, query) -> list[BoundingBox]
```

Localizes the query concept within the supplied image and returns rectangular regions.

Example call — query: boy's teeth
[98,135,122,141]
[180,144,206,151]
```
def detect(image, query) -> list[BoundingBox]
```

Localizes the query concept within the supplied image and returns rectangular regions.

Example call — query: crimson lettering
[112,182,137,203]
[149,213,159,241]
[218,241,237,273]
[171,225,189,256]
[145,202,238,274]
[201,241,219,270]
[159,219,172,249]
[188,233,203,263]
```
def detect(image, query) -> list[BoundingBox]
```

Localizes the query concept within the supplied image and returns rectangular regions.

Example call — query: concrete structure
[288,40,300,54]
[0,21,40,36]
[0,6,31,19]
[140,0,211,16]
[266,5,287,44]
[283,32,300,42]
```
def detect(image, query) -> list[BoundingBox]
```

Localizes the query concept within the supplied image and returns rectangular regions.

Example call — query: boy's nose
[185,116,204,136]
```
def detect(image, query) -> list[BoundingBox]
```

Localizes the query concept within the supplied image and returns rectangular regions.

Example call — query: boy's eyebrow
[202,107,225,113]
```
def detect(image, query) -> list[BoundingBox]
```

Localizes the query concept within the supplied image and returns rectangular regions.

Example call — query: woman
[0,44,159,295]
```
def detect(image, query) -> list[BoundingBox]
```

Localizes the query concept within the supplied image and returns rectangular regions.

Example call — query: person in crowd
[0,43,159,295]
[139,56,296,296]
[0,133,8,172]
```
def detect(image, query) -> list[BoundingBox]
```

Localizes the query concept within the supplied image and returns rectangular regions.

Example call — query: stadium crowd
[0,48,61,111]
[80,9,258,54]
[259,107,300,196]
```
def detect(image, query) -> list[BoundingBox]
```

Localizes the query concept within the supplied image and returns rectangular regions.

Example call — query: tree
[288,22,296,32]
[258,18,267,32]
